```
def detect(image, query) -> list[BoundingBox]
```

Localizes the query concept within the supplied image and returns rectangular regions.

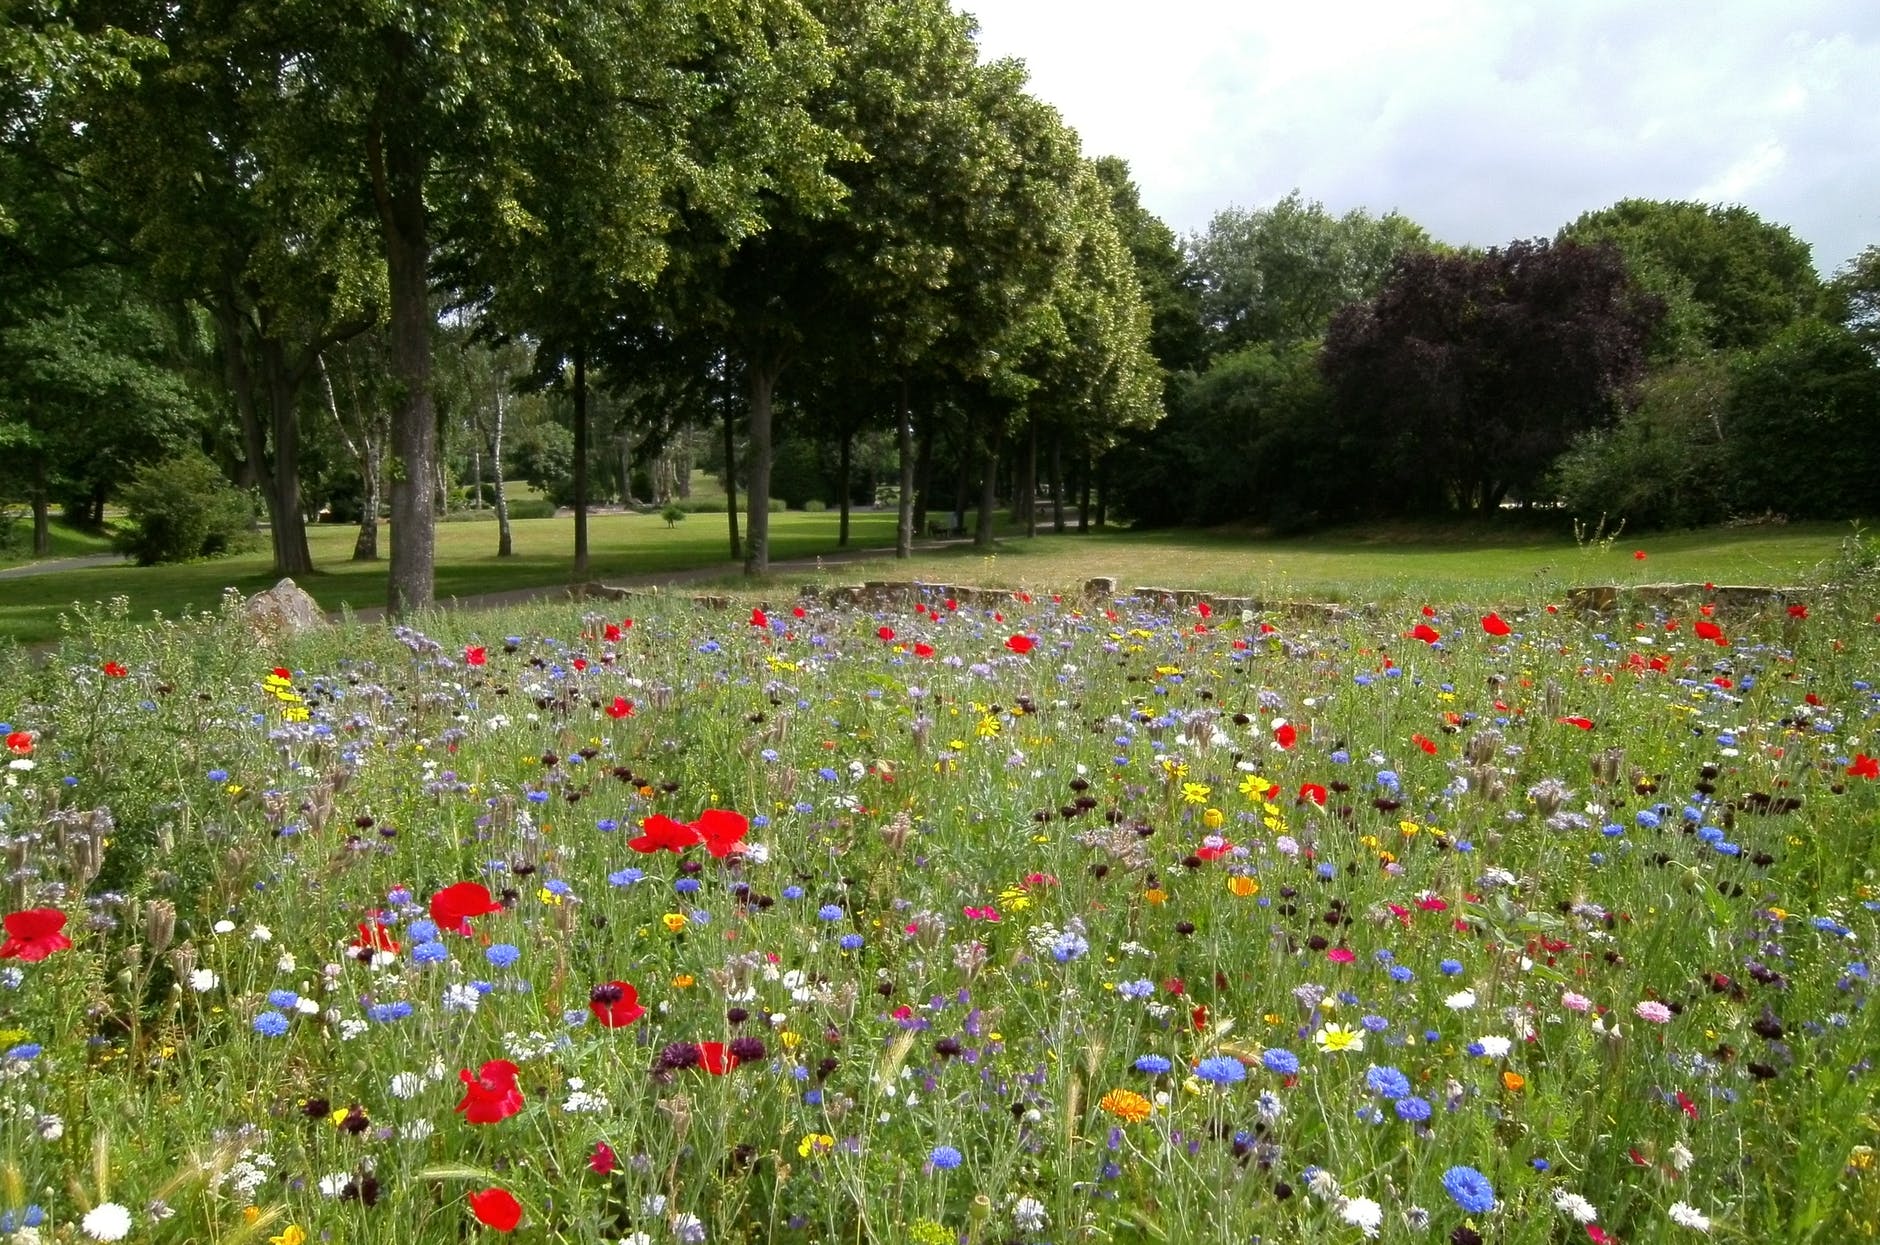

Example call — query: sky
[963,0,1880,272]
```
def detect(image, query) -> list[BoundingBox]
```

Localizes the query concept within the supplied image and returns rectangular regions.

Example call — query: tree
[1191,192,1431,358]
[1827,245,1880,355]
[1562,200,1822,355]
[1722,320,1880,519]
[1093,157,1205,379]
[1320,238,1663,516]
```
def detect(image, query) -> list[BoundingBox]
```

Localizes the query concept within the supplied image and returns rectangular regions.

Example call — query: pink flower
[1633,1000,1673,1024]
[1560,991,1593,1013]
[1326,947,1356,964]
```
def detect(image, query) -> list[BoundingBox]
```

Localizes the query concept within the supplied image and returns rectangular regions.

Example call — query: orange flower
[1098,1088,1152,1124]
[1501,1070,1526,1093]
[1226,876,1259,897]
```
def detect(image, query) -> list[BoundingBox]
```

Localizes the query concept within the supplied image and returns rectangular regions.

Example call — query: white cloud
[963,0,1880,270]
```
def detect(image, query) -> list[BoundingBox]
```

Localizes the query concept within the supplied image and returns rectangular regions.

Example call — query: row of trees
[1114,193,1880,529]
[2,0,1161,607]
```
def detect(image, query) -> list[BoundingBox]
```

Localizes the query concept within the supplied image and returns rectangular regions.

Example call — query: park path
[0,553,128,580]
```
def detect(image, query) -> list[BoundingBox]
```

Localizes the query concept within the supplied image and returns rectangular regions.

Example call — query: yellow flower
[1501,1070,1526,1093]
[1143,888,1168,906]
[1238,773,1270,799]
[537,887,563,906]
[661,913,687,933]
[1202,807,1225,830]
[797,1132,835,1158]
[1098,1088,1153,1123]
[1314,1023,1364,1054]
[1180,782,1211,805]
[780,1031,803,1050]
[975,715,1001,738]
[672,974,695,988]
[1226,875,1259,898]
[272,1228,307,1245]
[998,885,1032,911]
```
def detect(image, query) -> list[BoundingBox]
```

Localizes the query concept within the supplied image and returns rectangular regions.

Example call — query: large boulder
[243,578,328,640]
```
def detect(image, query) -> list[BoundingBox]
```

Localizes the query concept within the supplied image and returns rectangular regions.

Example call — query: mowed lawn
[0,511,900,646]
[2,512,1865,646]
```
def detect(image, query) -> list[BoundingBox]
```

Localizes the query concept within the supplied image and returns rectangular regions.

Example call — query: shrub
[660,502,686,528]
[1553,356,1733,530]
[113,452,255,565]
[803,498,827,513]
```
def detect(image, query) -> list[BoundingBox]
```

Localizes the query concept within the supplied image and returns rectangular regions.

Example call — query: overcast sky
[964,0,1880,272]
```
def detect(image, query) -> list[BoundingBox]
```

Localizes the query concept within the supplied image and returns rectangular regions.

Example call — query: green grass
[0,510,900,646]
[0,518,119,570]
[765,520,1867,605]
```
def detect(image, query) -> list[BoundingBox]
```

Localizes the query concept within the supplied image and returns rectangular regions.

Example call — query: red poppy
[791,606,805,619]
[1196,602,1212,619]
[945,598,958,611]
[1273,722,1297,749]
[693,808,750,859]
[1005,634,1035,655]
[4,730,31,756]
[1412,733,1437,754]
[457,1059,524,1124]
[1586,1227,1619,1245]
[1196,839,1234,862]
[589,1140,618,1175]
[605,697,634,719]
[750,608,768,628]
[877,626,895,642]
[1410,623,1441,644]
[102,661,128,678]
[1849,754,1880,780]
[1557,716,1595,730]
[430,882,504,936]
[913,642,935,659]
[0,908,72,961]
[1480,613,1511,637]
[468,1187,523,1231]
[1787,603,1808,619]
[1420,604,1435,617]
[697,1041,739,1075]
[1633,550,1646,560]
[464,646,487,666]
[572,657,588,672]
[629,814,702,855]
[354,922,400,955]
[1298,783,1327,806]
[588,981,646,1027]
[603,623,622,642]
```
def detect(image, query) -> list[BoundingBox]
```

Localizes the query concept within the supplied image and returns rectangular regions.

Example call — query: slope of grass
[0,519,120,570]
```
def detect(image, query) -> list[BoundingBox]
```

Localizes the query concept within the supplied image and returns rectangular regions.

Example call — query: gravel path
[0,553,127,580]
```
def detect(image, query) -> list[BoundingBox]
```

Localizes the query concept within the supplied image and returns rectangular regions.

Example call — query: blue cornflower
[1388,964,1415,983]
[608,868,645,887]
[1395,1095,1433,1122]
[1636,809,1661,829]
[675,878,701,894]
[1364,1065,1411,1100]
[207,769,230,784]
[929,1145,964,1170]
[1195,1056,1247,1086]
[782,886,806,900]
[5,1043,43,1060]
[1441,1166,1497,1214]
[411,941,449,965]
[838,934,864,951]
[267,989,300,1009]
[1262,1048,1301,1076]
[1134,1054,1173,1075]
[1360,1014,1390,1032]
[1049,931,1089,963]
[543,879,572,896]
[1440,959,1464,975]
[817,904,845,921]
[1117,979,1156,1000]
[596,818,619,832]
[253,1011,290,1037]
[485,943,522,968]
[369,1001,414,1023]
[406,919,439,941]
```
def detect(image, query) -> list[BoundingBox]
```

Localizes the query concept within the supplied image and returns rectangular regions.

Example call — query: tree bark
[371,104,436,616]
[319,351,381,561]
[1025,418,1039,539]
[572,340,590,579]
[838,426,852,548]
[1095,454,1108,528]
[974,428,1001,548]
[721,381,740,561]
[1080,452,1092,533]
[913,408,935,534]
[491,378,513,557]
[743,354,780,574]
[896,377,914,558]
[30,467,49,557]
[620,433,635,507]
[1051,433,1065,533]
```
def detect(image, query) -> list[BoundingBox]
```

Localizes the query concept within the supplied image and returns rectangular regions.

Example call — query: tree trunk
[953,452,970,537]
[30,469,50,557]
[572,341,590,579]
[721,385,740,561]
[838,427,852,548]
[974,429,1000,549]
[1080,452,1092,533]
[470,436,482,509]
[1095,454,1108,528]
[373,111,436,616]
[620,434,635,507]
[896,377,914,558]
[355,438,382,561]
[1051,433,1065,533]
[676,431,692,498]
[256,341,314,576]
[491,380,513,557]
[744,355,781,574]
[913,408,934,534]
[1025,418,1039,539]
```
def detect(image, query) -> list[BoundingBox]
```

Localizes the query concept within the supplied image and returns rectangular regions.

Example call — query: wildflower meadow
[1,581,1877,1244]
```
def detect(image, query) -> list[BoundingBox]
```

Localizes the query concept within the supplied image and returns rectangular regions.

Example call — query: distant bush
[439,499,556,523]
[802,498,827,513]
[113,452,255,565]
[660,502,686,528]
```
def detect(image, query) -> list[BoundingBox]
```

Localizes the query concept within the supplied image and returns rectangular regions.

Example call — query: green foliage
[1563,199,1823,354]
[1553,356,1735,529]
[660,501,687,528]
[112,451,255,565]
[768,437,828,509]
[1722,319,1880,519]
[1827,244,1880,354]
